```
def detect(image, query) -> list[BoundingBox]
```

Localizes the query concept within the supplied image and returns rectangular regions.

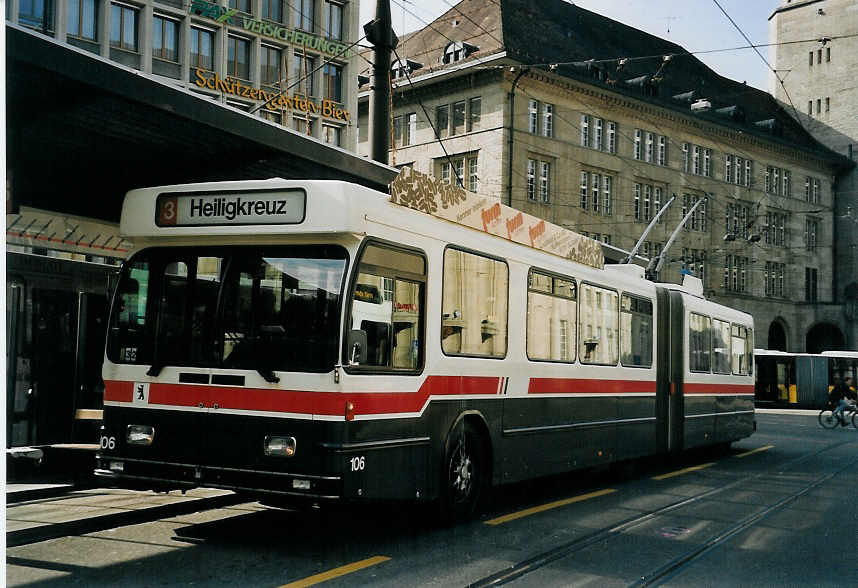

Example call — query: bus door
[72,292,108,444]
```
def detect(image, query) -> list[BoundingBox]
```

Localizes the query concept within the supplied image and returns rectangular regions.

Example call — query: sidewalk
[6,486,241,547]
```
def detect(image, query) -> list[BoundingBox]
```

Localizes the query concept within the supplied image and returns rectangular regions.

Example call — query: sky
[359,0,783,92]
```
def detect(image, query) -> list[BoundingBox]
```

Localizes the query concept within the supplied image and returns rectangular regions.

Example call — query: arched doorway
[768,321,787,351]
[806,323,845,353]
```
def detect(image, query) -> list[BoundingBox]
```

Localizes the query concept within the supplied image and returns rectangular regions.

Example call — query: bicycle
[818,401,858,429]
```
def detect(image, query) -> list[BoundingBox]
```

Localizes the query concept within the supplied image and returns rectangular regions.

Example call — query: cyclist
[829,377,857,426]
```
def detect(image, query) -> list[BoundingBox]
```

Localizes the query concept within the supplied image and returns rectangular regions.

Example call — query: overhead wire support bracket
[624,194,676,264]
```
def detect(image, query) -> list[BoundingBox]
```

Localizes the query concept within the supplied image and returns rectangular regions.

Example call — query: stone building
[357,0,854,352]
[769,0,858,349]
[7,0,360,148]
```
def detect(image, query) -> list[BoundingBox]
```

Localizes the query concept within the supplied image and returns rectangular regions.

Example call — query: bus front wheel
[439,421,486,523]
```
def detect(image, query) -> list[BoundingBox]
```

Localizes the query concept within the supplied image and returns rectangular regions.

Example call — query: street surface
[6,411,858,587]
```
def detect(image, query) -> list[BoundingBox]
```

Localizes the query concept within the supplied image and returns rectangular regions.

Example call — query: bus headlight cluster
[264,436,296,457]
[126,425,155,446]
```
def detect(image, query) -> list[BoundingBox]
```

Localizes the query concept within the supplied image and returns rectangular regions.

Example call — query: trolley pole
[365,0,398,165]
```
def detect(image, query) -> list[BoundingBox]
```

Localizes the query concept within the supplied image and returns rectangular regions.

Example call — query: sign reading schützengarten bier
[156,190,306,226]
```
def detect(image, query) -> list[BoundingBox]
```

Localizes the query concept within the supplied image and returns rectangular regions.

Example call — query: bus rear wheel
[439,421,486,523]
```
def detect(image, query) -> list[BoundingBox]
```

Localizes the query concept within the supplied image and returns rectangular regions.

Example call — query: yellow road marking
[279,556,391,588]
[734,444,774,458]
[484,488,616,526]
[652,462,715,480]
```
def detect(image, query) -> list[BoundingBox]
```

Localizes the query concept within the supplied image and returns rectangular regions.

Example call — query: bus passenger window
[349,244,425,370]
[620,295,652,367]
[731,324,752,375]
[442,248,508,358]
[711,319,731,374]
[579,283,618,365]
[689,313,711,372]
[527,270,577,363]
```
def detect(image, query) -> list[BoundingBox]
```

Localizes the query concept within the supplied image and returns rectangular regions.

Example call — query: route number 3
[100,436,116,450]
[349,456,365,471]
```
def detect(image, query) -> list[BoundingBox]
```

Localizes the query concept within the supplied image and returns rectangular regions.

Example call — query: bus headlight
[264,436,296,457]
[126,425,155,446]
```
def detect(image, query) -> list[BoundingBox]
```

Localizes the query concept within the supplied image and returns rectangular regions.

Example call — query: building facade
[7,0,360,148]
[769,0,858,348]
[358,0,852,352]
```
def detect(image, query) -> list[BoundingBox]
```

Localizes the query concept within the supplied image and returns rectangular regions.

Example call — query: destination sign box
[156,190,306,226]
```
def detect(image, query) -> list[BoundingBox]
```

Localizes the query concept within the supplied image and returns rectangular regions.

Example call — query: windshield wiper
[146,362,165,377]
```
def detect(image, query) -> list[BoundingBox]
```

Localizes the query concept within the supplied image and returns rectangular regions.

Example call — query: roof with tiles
[364,0,849,166]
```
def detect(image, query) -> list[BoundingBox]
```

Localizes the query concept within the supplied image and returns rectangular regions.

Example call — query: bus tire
[439,421,486,523]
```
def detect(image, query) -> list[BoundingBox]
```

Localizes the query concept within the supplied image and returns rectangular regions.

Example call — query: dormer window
[391,58,423,80]
[443,41,478,64]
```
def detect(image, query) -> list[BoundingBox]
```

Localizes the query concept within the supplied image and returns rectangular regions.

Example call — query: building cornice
[768,0,825,21]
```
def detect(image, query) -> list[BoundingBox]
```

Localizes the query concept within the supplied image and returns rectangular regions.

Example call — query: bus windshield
[106,245,348,374]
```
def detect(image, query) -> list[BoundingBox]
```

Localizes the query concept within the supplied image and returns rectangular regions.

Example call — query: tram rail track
[467,439,856,587]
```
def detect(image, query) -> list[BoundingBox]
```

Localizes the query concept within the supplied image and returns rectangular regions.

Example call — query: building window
[657,136,667,166]
[765,211,788,246]
[261,109,281,124]
[805,218,819,251]
[826,47,831,62]
[261,45,282,87]
[436,104,449,139]
[682,248,706,285]
[229,0,250,14]
[607,122,617,154]
[817,48,822,64]
[806,176,821,203]
[190,27,214,70]
[723,255,748,293]
[468,97,481,132]
[321,124,341,146]
[393,112,416,147]
[580,114,590,147]
[543,104,554,138]
[808,100,812,115]
[682,194,707,232]
[293,52,315,95]
[766,165,791,195]
[227,36,250,80]
[645,132,654,163]
[634,182,663,222]
[825,97,830,112]
[817,98,822,114]
[805,268,818,302]
[540,162,551,203]
[529,100,539,134]
[324,0,343,40]
[110,3,138,52]
[152,15,178,62]
[19,0,52,30]
[634,129,642,160]
[293,0,314,32]
[261,0,283,23]
[67,0,97,40]
[443,41,472,64]
[809,51,813,66]
[765,262,785,297]
[469,157,479,193]
[682,142,689,172]
[323,62,342,102]
[292,115,314,135]
[580,171,589,209]
[452,101,466,135]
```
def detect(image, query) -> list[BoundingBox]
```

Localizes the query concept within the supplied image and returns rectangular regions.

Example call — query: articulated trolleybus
[96,177,755,519]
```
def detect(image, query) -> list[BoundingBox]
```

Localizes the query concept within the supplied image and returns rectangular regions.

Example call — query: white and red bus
[96,178,754,519]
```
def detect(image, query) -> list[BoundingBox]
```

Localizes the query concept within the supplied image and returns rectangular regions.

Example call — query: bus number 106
[349,456,365,472]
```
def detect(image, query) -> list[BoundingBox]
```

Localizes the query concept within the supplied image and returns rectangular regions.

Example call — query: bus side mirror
[348,330,368,365]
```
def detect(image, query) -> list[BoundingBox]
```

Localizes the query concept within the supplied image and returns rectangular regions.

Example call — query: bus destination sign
[156,190,306,226]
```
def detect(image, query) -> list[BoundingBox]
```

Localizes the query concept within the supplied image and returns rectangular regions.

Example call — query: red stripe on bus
[104,381,134,402]
[684,383,754,395]
[103,376,501,416]
[528,378,657,394]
